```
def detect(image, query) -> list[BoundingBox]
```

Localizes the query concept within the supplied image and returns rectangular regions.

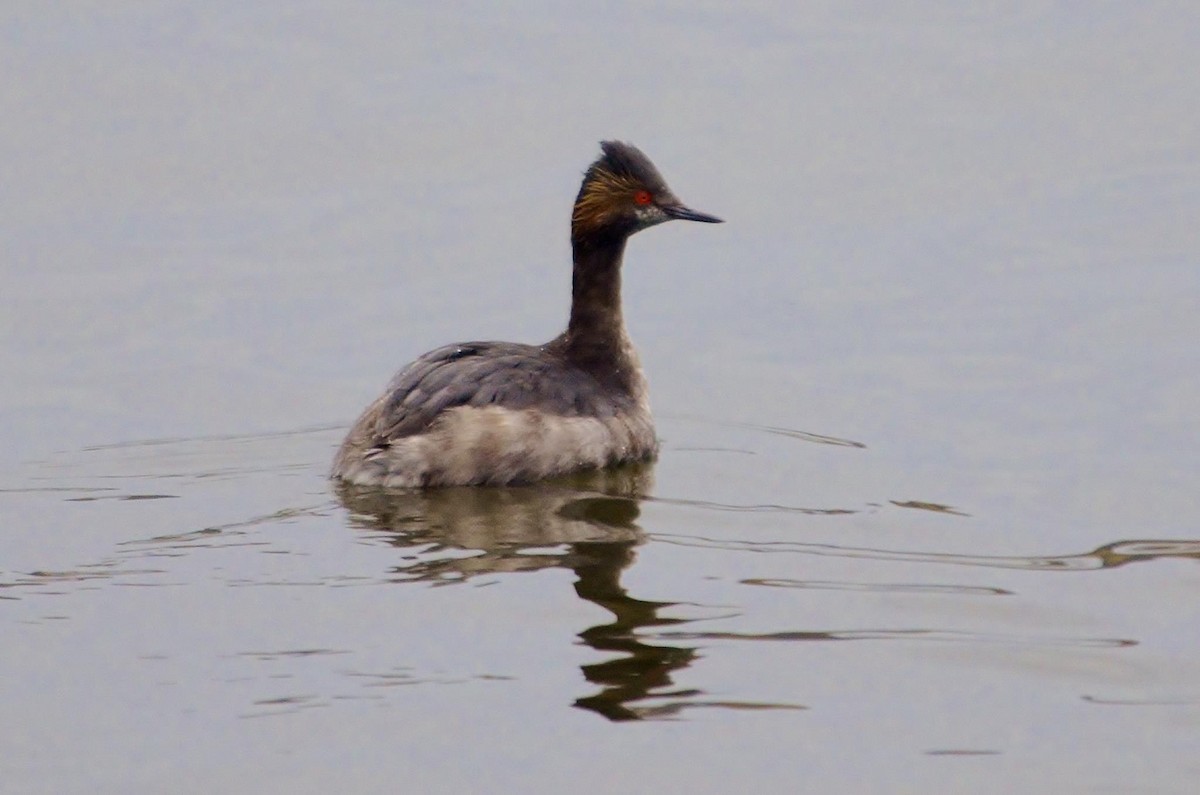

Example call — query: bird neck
[555,234,640,386]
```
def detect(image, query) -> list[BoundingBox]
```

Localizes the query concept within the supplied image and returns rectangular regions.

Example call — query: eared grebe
[332,141,722,487]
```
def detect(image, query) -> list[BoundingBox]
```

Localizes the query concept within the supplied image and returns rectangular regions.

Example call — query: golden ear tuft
[572,167,644,233]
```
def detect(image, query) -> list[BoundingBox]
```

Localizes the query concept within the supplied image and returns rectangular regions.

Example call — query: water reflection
[335,466,650,583]
[336,464,731,720]
[570,540,699,720]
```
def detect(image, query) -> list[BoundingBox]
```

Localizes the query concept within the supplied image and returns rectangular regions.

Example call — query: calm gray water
[3,3,1199,793]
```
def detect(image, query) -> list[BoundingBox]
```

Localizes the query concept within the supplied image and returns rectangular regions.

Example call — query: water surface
[3,3,1199,793]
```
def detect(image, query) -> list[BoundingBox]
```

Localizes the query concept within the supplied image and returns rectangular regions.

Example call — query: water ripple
[655,533,1200,573]
[649,495,858,516]
[661,414,867,449]
[741,578,1012,596]
[653,628,1136,648]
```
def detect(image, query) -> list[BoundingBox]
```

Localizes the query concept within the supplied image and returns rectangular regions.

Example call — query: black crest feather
[592,141,669,192]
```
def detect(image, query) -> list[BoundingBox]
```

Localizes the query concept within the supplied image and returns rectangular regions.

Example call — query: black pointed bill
[663,204,723,224]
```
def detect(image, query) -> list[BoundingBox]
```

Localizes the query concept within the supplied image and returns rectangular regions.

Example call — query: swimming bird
[332,141,722,487]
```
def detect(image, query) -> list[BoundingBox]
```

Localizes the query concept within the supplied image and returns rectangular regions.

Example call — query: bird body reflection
[335,464,699,719]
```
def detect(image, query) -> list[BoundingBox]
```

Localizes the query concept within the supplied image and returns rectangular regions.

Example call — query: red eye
[633,190,653,206]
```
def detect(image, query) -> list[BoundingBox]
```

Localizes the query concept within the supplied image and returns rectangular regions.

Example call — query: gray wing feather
[369,342,616,446]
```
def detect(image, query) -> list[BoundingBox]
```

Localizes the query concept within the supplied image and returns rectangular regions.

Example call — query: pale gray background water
[3,3,1199,793]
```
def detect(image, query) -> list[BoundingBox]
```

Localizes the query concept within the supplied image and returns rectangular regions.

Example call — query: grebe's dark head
[571,140,722,243]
